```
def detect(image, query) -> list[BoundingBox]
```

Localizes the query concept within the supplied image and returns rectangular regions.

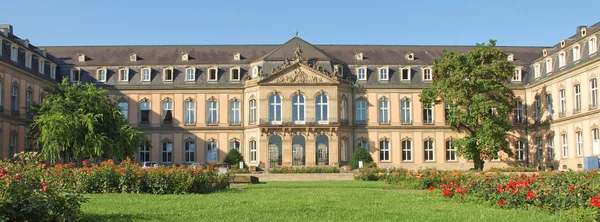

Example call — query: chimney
[0,24,13,36]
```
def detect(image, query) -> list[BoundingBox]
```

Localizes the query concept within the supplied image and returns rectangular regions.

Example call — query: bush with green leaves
[223,149,245,166]
[349,147,373,170]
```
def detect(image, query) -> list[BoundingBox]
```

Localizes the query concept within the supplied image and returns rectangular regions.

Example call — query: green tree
[223,149,244,166]
[349,146,373,170]
[31,79,148,163]
[420,40,515,171]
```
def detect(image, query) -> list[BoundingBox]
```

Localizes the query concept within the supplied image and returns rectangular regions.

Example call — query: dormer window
[163,67,174,81]
[119,68,129,82]
[25,52,32,68]
[141,68,151,82]
[573,45,581,61]
[129,53,137,62]
[357,67,366,80]
[560,40,566,48]
[181,52,189,61]
[185,67,195,81]
[405,52,414,61]
[401,66,411,81]
[355,52,363,61]
[208,67,218,81]
[71,69,81,83]
[97,68,107,82]
[507,53,514,61]
[558,52,566,67]
[542,49,548,56]
[423,67,432,81]
[233,52,241,61]
[534,63,540,78]
[231,67,241,81]
[545,58,553,73]
[590,37,598,55]
[513,67,522,82]
[50,64,56,79]
[77,54,85,62]
[10,45,18,62]
[38,59,45,74]
[378,67,388,80]
[252,66,259,77]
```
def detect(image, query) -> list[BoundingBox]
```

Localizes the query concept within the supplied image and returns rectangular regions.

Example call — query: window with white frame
[424,139,435,161]
[231,67,240,81]
[206,141,218,163]
[249,99,256,124]
[423,68,432,81]
[229,140,240,151]
[139,101,150,125]
[292,94,305,124]
[71,69,80,82]
[545,58,553,73]
[423,103,434,124]
[184,141,196,163]
[208,68,218,81]
[573,45,581,61]
[574,84,581,112]
[356,140,369,151]
[548,135,555,160]
[11,85,18,114]
[513,68,522,81]
[141,68,151,82]
[97,68,107,82]
[118,101,129,120]
[356,99,367,124]
[357,67,366,80]
[229,100,240,125]
[50,65,56,79]
[379,67,388,80]
[378,98,389,124]
[562,134,568,158]
[118,67,129,81]
[559,89,566,115]
[401,139,412,161]
[139,144,150,162]
[558,52,566,67]
[207,100,218,125]
[534,63,540,78]
[38,59,45,74]
[536,137,543,161]
[576,131,583,156]
[161,100,173,125]
[546,94,553,118]
[401,67,411,80]
[379,139,390,161]
[446,139,456,161]
[315,93,329,124]
[515,140,526,161]
[161,140,173,163]
[184,100,196,125]
[591,78,598,108]
[10,45,18,62]
[163,68,173,81]
[590,37,598,55]
[401,99,411,124]
[269,94,282,124]
[186,67,195,81]
[25,52,32,68]
[593,128,599,155]
[249,140,257,162]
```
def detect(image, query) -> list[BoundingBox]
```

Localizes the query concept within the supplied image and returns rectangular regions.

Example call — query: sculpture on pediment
[274,68,323,83]
[332,65,340,77]
[294,45,303,61]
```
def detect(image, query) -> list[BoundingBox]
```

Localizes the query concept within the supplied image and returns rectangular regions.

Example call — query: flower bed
[269,166,340,174]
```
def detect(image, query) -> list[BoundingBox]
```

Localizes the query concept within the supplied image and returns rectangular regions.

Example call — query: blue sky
[2,0,597,47]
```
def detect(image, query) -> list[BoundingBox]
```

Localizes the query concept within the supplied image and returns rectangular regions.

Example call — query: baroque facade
[0,22,599,170]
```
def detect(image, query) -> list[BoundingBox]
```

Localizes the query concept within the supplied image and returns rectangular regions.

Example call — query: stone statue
[294,45,303,60]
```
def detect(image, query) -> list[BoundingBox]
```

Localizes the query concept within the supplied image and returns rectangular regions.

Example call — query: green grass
[82,180,574,222]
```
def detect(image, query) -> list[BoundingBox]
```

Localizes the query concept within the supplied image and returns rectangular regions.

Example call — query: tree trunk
[472,150,485,171]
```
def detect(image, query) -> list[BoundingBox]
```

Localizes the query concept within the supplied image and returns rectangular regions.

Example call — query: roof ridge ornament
[294,45,303,61]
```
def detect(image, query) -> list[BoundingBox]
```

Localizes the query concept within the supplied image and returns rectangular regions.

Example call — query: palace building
[1,22,599,170]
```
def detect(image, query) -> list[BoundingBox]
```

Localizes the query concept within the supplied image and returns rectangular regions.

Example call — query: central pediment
[258,63,339,84]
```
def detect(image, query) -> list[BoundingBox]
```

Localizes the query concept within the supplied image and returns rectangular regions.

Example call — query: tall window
[184,141,196,163]
[71,69,80,82]
[548,136,555,160]
[229,100,240,125]
[50,65,56,79]
[162,100,173,125]
[423,103,434,124]
[576,132,583,156]
[534,96,541,122]
[534,64,540,78]
[118,101,129,121]
[546,94,553,118]
[292,94,305,124]
[315,94,329,124]
[25,89,32,117]
[206,141,218,163]
[401,67,411,80]
[249,99,256,124]
[444,103,451,124]
[559,89,567,115]
[593,128,600,155]
[356,100,367,124]
[340,99,348,123]
[378,99,389,124]
[558,52,566,67]
[591,79,598,108]
[25,53,32,68]
[515,141,526,161]
[424,139,435,162]
[9,133,17,158]
[231,68,240,80]
[186,68,195,81]
[545,58,553,73]
[119,68,129,82]
[573,45,581,61]
[10,45,18,62]
[269,94,282,124]
[141,68,151,81]
[356,140,368,151]
[97,69,106,82]
[11,85,18,114]
[357,67,366,80]
[163,68,173,81]
[162,141,173,163]
[574,84,581,112]
[138,144,150,162]
[230,141,240,151]
[562,134,568,158]
[536,137,543,161]
[38,60,45,74]
[184,101,196,125]
[401,99,411,124]
[401,140,412,161]
[208,68,218,81]
[423,68,432,80]
[379,68,388,80]
[590,37,598,55]
[249,140,257,162]
[445,140,456,161]
[207,100,218,125]
[379,140,390,161]
[139,101,150,126]
[513,68,522,81]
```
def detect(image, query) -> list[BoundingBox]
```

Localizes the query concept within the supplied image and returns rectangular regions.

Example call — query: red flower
[526,190,535,199]
[82,160,88,165]
[498,200,506,206]
[119,168,125,173]
[520,174,526,179]
[0,168,6,178]
[568,186,575,191]
[497,183,504,192]
[443,190,451,197]
[67,162,74,167]
[531,173,537,179]
[590,196,600,208]
[456,187,463,193]
[41,182,48,192]
[427,186,435,191]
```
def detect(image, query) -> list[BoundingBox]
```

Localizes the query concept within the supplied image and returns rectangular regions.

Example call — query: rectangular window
[184,141,196,163]
[548,136,555,160]
[423,68,432,80]
[545,58,553,73]
[50,65,56,79]
[38,60,45,74]
[444,103,451,124]
[207,101,218,125]
[534,64,540,78]
[593,129,600,155]
[25,90,32,118]
[562,134,568,158]
[25,53,32,68]
[231,68,240,80]
[249,99,256,124]
[229,100,240,125]
[162,141,173,163]
[401,68,410,80]
[422,103,434,124]
[163,69,173,81]
[142,68,151,81]
[590,37,598,55]
[536,137,543,161]
[559,52,566,67]
[534,97,541,122]
[186,68,195,81]
[139,144,150,162]
[401,140,412,161]
[11,85,18,114]
[140,101,150,126]
[513,68,521,81]
[118,102,129,121]
[559,90,567,116]
[71,69,80,82]
[546,94,553,118]
[515,141,526,161]
[356,140,369,151]
[184,101,196,125]
[446,140,456,161]
[209,68,217,81]
[401,100,411,124]
[574,84,581,113]
[576,132,583,156]
[229,141,240,151]
[573,46,581,61]
[249,141,257,162]
[424,140,435,161]
[119,69,129,82]
[378,100,389,124]
[97,69,107,82]
[356,100,367,125]
[591,79,598,108]
[162,101,173,125]
[10,46,18,62]
[357,67,366,80]
[379,140,390,161]
[379,68,388,80]
[9,134,17,158]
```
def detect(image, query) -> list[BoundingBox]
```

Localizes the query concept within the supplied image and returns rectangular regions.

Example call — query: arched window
[424,139,435,162]
[248,99,257,124]
[591,78,598,108]
[292,136,306,166]
[139,99,151,126]
[445,139,456,161]
[249,140,257,162]
[315,93,329,124]
[161,140,173,163]
[355,99,367,125]
[229,140,240,151]
[589,37,598,55]
[206,140,218,163]
[573,45,581,61]
[356,139,368,151]
[316,135,329,165]
[269,94,282,124]
[378,98,389,124]
[379,139,390,161]
[184,99,196,125]
[161,99,173,125]
[558,52,566,67]
[268,136,282,167]
[184,140,196,163]
[292,93,305,124]
[401,139,412,162]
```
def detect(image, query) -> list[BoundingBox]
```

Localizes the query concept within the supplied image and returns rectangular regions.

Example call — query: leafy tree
[349,146,373,170]
[223,149,244,166]
[31,79,148,163]
[420,40,515,171]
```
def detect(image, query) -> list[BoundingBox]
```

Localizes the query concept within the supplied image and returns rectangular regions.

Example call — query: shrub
[349,147,373,170]
[223,149,244,166]
[269,166,340,174]
[353,164,383,181]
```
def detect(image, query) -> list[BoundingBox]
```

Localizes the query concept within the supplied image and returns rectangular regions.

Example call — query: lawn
[82,180,574,222]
